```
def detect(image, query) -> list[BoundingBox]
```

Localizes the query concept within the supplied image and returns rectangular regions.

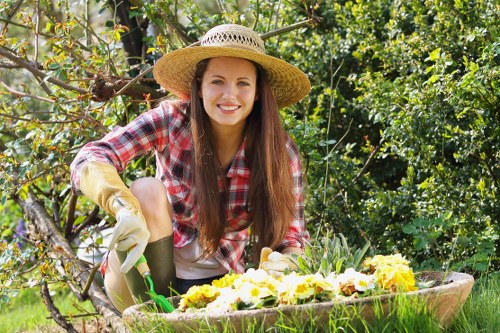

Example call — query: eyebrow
[209,74,252,80]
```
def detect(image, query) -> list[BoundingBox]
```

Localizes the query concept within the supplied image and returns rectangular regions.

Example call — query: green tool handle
[134,254,151,278]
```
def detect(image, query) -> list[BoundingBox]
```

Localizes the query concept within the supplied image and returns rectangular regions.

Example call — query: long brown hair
[190,59,295,259]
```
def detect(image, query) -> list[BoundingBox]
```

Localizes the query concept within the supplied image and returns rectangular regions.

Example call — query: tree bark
[15,191,130,333]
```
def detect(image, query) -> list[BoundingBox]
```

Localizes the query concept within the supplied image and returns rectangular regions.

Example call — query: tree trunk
[16,191,130,333]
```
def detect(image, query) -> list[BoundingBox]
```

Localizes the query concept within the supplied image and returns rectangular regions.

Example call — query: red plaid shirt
[71,101,309,273]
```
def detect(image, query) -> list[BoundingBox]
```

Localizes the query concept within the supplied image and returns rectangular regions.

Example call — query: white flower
[237,282,271,305]
[205,287,239,313]
[325,273,341,292]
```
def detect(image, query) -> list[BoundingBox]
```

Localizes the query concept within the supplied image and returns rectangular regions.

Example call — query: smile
[218,105,240,112]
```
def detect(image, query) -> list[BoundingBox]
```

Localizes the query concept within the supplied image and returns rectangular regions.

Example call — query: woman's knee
[130,177,168,209]
[130,177,173,239]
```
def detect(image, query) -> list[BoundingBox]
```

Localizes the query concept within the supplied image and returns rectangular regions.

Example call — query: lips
[218,104,240,113]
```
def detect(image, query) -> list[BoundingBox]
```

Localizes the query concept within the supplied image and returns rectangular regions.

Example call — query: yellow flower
[374,263,418,292]
[178,284,220,311]
[363,254,409,271]
[212,273,241,288]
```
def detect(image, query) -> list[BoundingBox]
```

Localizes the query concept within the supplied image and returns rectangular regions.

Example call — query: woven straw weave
[153,24,310,109]
[201,25,266,53]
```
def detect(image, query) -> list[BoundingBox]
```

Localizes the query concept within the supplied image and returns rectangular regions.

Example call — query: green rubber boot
[116,235,176,304]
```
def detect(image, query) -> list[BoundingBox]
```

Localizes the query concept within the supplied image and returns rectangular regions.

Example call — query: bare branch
[0,46,87,95]
[40,281,79,333]
[69,205,101,243]
[65,193,78,238]
[0,112,82,124]
[188,17,322,47]
[0,76,55,103]
[353,144,381,183]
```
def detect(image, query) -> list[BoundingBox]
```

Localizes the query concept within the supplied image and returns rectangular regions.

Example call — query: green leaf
[428,48,441,61]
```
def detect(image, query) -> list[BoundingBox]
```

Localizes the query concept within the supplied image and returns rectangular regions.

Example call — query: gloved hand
[259,247,298,277]
[108,207,150,273]
[79,161,150,273]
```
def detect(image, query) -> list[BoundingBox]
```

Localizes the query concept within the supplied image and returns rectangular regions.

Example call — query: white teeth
[219,105,239,111]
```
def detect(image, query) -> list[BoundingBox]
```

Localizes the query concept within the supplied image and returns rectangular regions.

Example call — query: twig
[40,281,79,333]
[0,77,54,103]
[0,46,87,95]
[65,193,78,238]
[81,263,101,298]
[0,111,81,124]
[112,66,153,97]
[188,17,322,47]
[260,17,322,40]
[352,144,381,183]
[0,17,52,38]
[69,205,101,242]
[47,312,100,320]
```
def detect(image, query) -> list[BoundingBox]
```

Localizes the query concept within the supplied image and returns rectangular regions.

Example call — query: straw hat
[153,24,310,109]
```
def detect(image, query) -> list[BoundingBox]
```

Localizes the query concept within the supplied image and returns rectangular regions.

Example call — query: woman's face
[199,57,258,133]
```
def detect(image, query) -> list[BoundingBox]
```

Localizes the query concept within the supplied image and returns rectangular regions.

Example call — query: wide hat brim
[153,46,311,109]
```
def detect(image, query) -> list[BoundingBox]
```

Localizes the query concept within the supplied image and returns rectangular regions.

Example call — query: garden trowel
[134,254,175,313]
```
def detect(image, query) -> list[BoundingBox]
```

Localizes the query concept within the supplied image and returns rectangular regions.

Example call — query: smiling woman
[199,57,258,135]
[70,23,311,313]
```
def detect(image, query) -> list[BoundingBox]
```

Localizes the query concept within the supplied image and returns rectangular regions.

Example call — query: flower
[238,282,275,305]
[278,272,335,304]
[326,268,376,296]
[363,254,418,292]
[363,254,409,272]
[211,273,241,288]
[205,287,239,313]
[178,254,420,313]
[178,284,220,311]
[374,263,418,292]
[233,268,280,293]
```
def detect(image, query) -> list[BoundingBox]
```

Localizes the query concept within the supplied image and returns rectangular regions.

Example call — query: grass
[2,273,498,333]
[0,283,96,333]
[447,272,500,333]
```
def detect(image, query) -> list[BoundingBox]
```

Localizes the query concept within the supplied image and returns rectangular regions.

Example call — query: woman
[70,24,310,312]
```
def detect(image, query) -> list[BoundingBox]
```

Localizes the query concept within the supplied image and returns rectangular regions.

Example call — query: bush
[286,0,499,274]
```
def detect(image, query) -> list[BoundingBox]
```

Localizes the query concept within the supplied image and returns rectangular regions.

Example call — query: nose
[222,83,237,99]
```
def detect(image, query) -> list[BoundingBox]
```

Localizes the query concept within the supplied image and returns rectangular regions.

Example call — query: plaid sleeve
[278,138,309,250]
[70,102,174,190]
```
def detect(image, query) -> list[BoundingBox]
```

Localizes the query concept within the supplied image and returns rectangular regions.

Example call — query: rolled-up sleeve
[70,102,173,191]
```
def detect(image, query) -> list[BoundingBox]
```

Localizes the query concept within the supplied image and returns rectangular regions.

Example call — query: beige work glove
[80,161,150,273]
[259,247,298,277]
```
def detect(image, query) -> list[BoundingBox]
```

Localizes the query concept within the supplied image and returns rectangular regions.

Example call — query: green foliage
[286,0,499,275]
[295,233,370,276]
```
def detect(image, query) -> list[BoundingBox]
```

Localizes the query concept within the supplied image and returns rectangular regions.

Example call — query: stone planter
[122,271,474,332]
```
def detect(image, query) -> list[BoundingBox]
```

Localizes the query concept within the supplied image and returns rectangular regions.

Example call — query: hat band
[201,32,265,54]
